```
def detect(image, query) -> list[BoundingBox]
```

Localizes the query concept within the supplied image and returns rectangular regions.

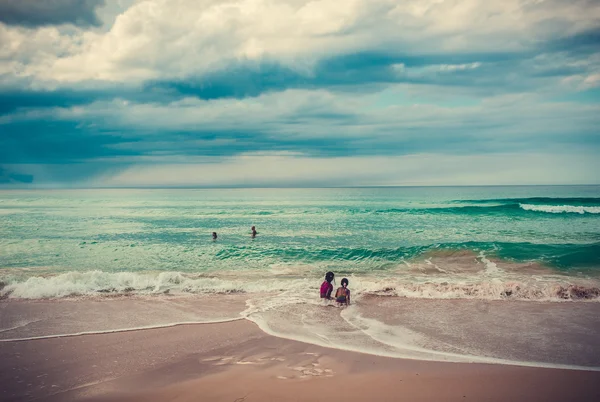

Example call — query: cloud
[0,163,129,187]
[2,88,597,168]
[584,73,600,88]
[0,0,598,187]
[2,45,596,115]
[1,0,592,84]
[4,149,597,188]
[100,152,600,187]
[0,87,109,115]
[1,1,597,105]
[0,0,105,28]
[0,118,142,164]
[0,166,33,184]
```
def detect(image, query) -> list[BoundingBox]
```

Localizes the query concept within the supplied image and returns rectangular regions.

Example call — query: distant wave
[127,199,600,217]
[519,204,600,214]
[371,205,515,214]
[457,197,600,206]
[438,197,600,216]
[340,202,600,216]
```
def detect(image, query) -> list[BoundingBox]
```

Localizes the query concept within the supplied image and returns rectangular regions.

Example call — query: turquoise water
[1,186,599,299]
[3,186,600,370]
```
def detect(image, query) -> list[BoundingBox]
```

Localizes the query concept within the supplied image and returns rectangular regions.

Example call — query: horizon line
[1,184,599,190]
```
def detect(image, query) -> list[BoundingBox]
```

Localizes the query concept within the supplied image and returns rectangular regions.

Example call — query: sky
[0,0,599,188]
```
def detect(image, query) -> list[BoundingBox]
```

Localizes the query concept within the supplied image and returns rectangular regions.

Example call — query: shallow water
[2,296,599,370]
[1,186,599,297]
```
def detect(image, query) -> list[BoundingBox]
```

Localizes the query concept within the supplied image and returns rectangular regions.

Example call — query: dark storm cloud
[148,43,587,102]
[0,120,141,164]
[0,116,352,163]
[0,166,33,183]
[0,88,106,115]
[0,0,105,28]
[0,85,177,116]
[544,28,600,56]
[148,51,512,100]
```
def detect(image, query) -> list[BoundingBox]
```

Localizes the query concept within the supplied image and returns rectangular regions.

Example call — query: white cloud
[583,73,600,88]
[2,0,598,84]
[0,24,78,80]
[437,62,482,71]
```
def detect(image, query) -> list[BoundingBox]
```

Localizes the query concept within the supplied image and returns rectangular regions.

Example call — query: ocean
[1,186,600,368]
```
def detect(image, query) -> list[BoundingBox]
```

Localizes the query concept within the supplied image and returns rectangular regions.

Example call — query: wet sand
[1,319,599,402]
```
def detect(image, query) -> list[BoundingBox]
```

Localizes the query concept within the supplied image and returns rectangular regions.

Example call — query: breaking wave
[339,202,600,216]
[459,197,600,206]
[0,271,300,299]
[2,270,599,301]
[519,204,600,214]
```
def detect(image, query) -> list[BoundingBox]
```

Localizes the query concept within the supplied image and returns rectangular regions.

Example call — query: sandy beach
[1,318,599,402]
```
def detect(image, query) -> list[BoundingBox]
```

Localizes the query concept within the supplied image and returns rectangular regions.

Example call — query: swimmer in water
[251,226,258,238]
[212,232,217,240]
[335,278,350,306]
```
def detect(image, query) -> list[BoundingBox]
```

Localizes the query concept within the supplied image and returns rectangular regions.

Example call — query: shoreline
[2,296,600,371]
[0,318,246,343]
[2,314,600,373]
[1,319,599,402]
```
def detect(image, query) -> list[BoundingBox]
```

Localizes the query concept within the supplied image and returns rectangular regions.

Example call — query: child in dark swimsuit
[335,278,350,306]
[320,272,335,300]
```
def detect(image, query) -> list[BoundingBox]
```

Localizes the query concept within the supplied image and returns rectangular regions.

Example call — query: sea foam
[2,270,599,301]
[242,291,600,370]
[0,271,312,299]
[519,204,600,214]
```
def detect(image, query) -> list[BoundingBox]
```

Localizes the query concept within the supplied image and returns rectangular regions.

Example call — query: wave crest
[2,270,599,302]
[460,197,600,206]
[365,282,600,301]
[0,271,297,299]
[519,204,600,214]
